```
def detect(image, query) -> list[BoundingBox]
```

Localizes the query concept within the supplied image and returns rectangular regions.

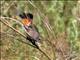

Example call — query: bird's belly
[27,28,39,41]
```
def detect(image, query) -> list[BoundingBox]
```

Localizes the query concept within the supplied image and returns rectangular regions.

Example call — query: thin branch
[1,16,22,25]
[1,16,30,37]
[38,48,51,60]
[28,1,56,60]
[0,19,26,38]
[28,1,56,38]
[0,18,51,60]
[0,31,36,48]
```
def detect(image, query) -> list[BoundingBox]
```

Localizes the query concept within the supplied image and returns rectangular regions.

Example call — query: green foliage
[1,1,80,60]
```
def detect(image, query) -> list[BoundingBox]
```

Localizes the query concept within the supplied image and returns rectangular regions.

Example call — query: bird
[19,12,40,48]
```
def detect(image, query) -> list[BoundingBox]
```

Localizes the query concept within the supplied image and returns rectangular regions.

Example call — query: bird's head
[19,12,33,26]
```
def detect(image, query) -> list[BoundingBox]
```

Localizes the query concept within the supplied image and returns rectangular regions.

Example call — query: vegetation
[0,0,80,60]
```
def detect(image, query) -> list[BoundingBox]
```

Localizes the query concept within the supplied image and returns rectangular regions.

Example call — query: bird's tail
[27,36,39,48]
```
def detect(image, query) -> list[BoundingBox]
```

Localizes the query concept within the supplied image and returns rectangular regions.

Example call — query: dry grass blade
[0,17,52,60]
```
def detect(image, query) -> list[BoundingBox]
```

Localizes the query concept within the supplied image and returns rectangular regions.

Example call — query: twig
[28,1,56,60]
[0,31,36,48]
[1,16,22,25]
[38,47,51,60]
[0,17,51,60]
[0,19,26,38]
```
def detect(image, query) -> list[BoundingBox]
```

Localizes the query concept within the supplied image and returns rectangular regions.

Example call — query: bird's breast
[22,19,31,26]
[27,28,39,41]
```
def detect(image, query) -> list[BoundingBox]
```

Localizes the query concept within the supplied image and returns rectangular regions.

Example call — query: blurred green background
[0,0,80,60]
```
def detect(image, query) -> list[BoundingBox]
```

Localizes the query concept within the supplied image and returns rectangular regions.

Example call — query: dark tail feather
[27,36,39,48]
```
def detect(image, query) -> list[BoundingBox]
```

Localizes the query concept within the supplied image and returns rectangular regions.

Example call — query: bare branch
[0,17,52,60]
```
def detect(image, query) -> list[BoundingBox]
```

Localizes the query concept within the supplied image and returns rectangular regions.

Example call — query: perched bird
[19,12,40,48]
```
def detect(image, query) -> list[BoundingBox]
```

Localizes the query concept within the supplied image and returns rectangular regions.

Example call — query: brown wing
[27,27,40,41]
